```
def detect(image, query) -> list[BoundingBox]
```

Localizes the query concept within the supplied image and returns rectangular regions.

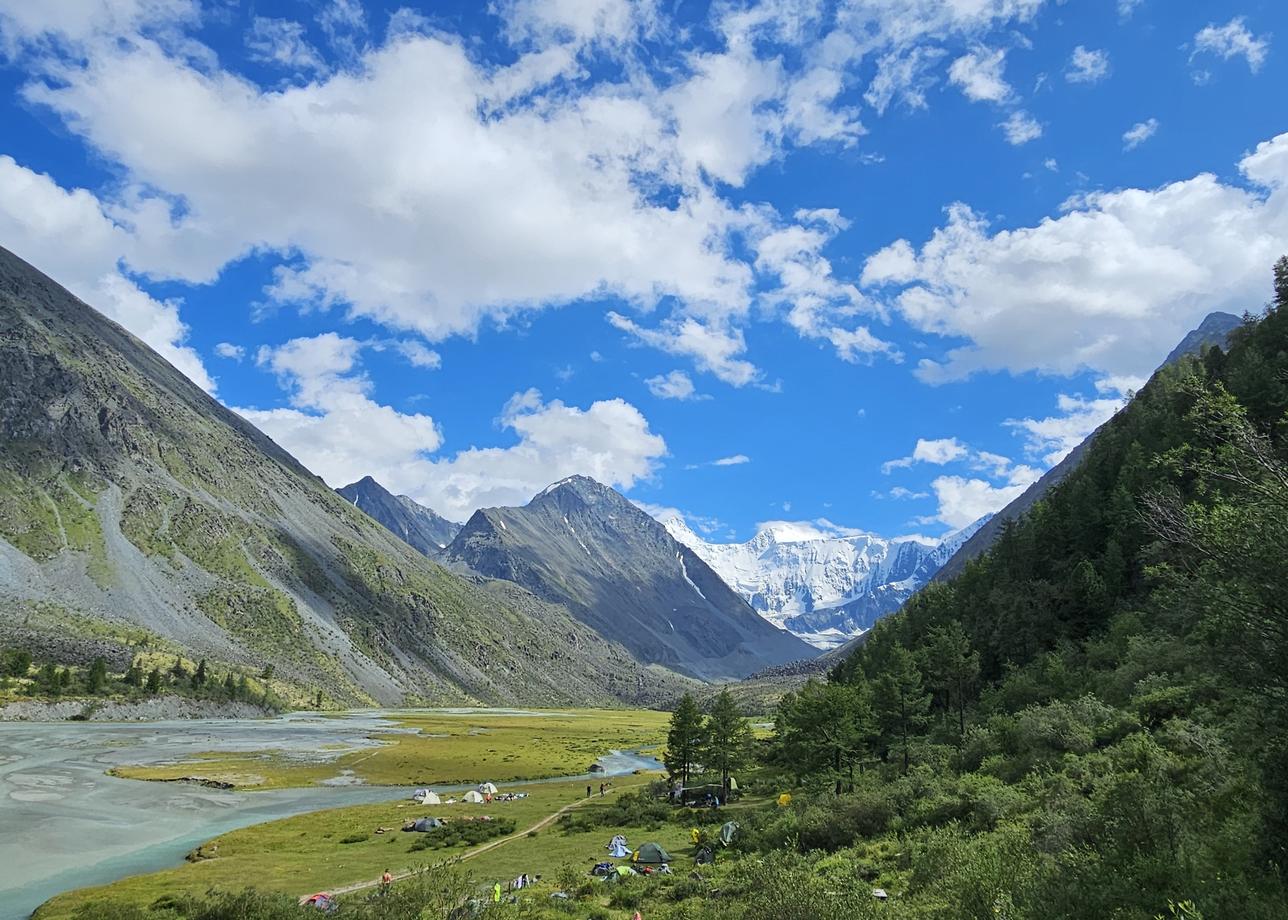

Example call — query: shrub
[408,818,515,851]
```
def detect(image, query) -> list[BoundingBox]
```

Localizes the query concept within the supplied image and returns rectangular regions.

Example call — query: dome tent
[477,782,498,794]
[632,842,672,865]
[463,789,485,803]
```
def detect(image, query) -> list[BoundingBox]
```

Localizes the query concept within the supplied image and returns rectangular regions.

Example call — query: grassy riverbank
[34,776,713,919]
[110,708,670,789]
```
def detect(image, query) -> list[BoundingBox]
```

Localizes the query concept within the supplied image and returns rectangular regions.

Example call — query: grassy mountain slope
[0,245,691,707]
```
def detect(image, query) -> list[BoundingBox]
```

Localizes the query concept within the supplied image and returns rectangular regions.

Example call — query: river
[0,710,663,920]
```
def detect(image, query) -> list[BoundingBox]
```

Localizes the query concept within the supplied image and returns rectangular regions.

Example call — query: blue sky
[1,0,1285,542]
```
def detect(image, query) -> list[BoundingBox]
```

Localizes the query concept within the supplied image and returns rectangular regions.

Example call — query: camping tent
[414,790,441,805]
[463,790,485,803]
[606,835,629,858]
[477,782,498,795]
[303,893,334,911]
[412,817,444,832]
[411,788,430,801]
[719,821,740,846]
[633,842,672,865]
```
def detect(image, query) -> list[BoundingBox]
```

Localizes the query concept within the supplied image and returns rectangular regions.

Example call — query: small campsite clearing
[110,708,669,789]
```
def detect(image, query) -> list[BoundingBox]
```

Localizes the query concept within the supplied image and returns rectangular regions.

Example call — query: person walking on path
[587,784,592,798]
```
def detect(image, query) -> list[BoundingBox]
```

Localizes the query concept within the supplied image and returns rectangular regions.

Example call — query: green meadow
[110,708,671,789]
[35,775,752,919]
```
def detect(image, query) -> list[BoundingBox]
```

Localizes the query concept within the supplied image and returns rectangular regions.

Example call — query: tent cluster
[411,782,519,807]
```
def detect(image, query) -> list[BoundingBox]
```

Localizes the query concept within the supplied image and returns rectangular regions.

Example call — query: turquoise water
[0,711,662,920]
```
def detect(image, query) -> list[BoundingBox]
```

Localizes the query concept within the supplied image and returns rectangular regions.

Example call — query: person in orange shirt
[380,869,393,888]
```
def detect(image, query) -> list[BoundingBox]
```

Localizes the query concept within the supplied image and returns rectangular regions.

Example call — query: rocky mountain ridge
[336,476,461,554]
[439,475,816,680]
[664,516,989,648]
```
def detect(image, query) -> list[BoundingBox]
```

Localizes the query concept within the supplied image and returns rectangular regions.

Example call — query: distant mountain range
[663,517,989,649]
[0,245,690,707]
[337,476,461,553]
[438,476,815,680]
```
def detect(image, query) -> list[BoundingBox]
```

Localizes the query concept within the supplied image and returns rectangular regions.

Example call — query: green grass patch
[111,708,670,789]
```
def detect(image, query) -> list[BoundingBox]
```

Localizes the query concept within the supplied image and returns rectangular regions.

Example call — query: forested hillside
[753,257,1288,920]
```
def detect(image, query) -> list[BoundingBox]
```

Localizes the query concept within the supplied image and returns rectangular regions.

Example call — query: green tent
[719,821,739,846]
[633,842,672,864]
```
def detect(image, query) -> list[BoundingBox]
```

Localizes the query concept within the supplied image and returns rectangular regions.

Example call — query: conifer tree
[145,667,162,694]
[664,693,707,786]
[703,689,754,791]
[923,622,980,736]
[874,646,930,773]
[87,657,108,694]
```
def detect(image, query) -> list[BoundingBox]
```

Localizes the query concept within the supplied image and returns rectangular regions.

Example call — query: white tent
[477,782,498,795]
[414,790,441,805]
[463,789,485,803]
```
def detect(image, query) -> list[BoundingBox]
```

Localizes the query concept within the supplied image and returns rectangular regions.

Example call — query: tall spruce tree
[874,646,930,773]
[664,693,707,786]
[704,689,754,791]
[87,657,108,694]
[923,621,980,736]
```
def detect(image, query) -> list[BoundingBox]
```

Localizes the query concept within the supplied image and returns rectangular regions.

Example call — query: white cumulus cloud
[1066,46,1110,84]
[1192,17,1270,73]
[1122,118,1160,151]
[862,132,1288,383]
[948,47,1012,102]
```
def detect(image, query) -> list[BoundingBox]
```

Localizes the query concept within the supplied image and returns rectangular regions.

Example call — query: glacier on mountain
[662,515,990,649]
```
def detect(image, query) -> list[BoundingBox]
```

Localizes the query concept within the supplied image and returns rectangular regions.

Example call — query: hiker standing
[599,782,605,796]
[380,869,393,890]
[587,784,592,798]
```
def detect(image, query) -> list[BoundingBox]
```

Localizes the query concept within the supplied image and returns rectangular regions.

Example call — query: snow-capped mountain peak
[663,515,991,649]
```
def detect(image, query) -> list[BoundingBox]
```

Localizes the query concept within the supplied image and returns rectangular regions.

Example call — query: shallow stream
[0,710,662,920]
